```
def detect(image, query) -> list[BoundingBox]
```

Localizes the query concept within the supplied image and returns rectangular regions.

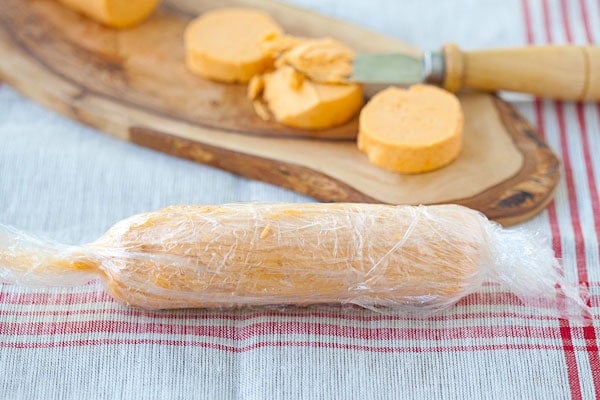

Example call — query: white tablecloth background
[1,0,600,399]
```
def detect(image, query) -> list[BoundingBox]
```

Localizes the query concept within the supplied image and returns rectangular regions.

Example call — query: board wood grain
[0,0,560,225]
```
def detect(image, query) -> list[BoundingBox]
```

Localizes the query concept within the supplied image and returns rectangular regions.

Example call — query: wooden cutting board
[0,0,559,226]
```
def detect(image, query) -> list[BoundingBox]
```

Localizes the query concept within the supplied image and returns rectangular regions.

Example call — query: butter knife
[344,44,599,101]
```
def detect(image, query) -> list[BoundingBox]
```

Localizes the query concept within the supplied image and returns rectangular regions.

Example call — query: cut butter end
[262,66,363,130]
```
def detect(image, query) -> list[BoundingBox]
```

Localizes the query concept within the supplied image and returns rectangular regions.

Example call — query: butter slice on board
[358,85,463,174]
[185,8,283,83]
[57,0,160,29]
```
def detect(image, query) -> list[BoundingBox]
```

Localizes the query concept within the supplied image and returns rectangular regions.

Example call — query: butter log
[1,204,485,309]
[0,203,590,321]
[185,8,283,83]
[358,85,464,174]
[56,0,160,29]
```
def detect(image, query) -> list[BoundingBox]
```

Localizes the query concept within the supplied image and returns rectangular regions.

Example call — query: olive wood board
[0,0,560,225]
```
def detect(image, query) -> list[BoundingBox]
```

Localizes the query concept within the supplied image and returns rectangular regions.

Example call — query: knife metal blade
[350,51,445,85]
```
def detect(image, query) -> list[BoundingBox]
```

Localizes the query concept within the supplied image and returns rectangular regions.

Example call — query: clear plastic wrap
[0,203,591,323]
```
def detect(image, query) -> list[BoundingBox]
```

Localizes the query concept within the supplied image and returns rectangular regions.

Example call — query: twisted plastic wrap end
[0,224,99,287]
[484,222,591,325]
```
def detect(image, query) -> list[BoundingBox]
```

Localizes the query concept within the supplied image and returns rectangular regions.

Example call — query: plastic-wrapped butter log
[0,204,590,322]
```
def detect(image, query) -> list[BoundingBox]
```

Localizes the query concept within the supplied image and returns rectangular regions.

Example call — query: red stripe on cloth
[563,0,600,395]
[575,104,600,245]
[578,0,600,264]
[590,0,600,240]
[578,0,594,42]
[544,1,594,396]
[2,287,598,325]
[0,288,529,307]
[0,320,566,341]
[549,106,584,397]
[559,0,574,42]
[0,307,561,322]
[2,301,597,323]
[554,103,587,280]
[0,290,115,305]
[0,338,575,353]
[541,0,553,43]
[592,0,600,137]
[523,1,582,398]
[557,0,600,397]
[535,101,563,254]
[572,103,600,280]
[573,105,600,390]
[521,0,534,43]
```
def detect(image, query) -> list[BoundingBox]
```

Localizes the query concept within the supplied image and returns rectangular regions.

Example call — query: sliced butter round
[358,85,463,174]
[57,0,160,29]
[184,8,283,83]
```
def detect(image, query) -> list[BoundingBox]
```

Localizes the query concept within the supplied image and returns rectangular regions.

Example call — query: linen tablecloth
[1,0,599,398]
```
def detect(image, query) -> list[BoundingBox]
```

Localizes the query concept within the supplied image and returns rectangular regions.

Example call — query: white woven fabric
[1,0,599,399]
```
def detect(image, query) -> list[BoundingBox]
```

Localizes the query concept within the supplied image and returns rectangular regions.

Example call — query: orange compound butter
[56,0,160,29]
[184,8,283,83]
[249,36,363,129]
[252,65,363,130]
[358,84,464,174]
[0,203,590,319]
[261,34,308,58]
[0,203,487,310]
[277,38,355,84]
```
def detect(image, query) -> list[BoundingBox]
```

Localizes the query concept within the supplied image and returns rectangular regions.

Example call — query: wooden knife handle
[442,44,600,101]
